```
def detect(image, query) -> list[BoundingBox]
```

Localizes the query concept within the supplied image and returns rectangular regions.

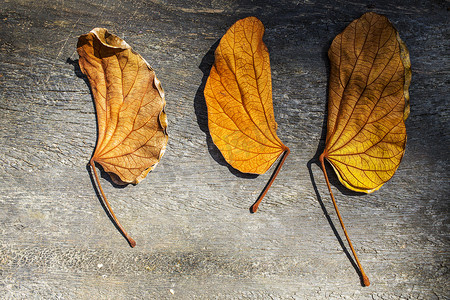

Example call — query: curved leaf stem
[251,147,290,213]
[90,160,136,248]
[319,153,370,286]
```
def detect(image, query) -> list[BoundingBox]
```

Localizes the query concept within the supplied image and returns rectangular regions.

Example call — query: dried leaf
[204,17,289,212]
[77,28,168,247]
[319,12,411,286]
[322,12,410,193]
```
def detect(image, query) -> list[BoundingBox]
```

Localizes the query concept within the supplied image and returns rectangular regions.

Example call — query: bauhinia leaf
[77,28,168,247]
[319,12,411,286]
[204,17,289,213]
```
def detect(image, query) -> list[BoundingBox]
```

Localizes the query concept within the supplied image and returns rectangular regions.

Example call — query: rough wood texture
[0,0,448,299]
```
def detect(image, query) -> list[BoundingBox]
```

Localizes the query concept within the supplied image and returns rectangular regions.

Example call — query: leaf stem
[90,160,136,248]
[251,147,290,213]
[319,153,370,286]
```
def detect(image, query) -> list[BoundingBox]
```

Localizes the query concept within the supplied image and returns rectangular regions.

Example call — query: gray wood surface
[0,0,448,299]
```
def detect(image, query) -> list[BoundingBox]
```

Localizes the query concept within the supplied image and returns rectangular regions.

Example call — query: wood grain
[0,0,448,299]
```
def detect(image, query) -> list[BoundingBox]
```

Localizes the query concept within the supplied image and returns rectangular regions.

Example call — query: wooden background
[0,0,448,299]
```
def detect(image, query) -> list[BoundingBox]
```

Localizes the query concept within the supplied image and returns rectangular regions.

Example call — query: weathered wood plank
[0,0,448,299]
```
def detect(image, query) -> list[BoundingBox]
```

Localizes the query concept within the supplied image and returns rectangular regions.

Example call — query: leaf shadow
[307,159,366,286]
[194,39,258,180]
[66,57,133,247]
[306,41,366,287]
[66,57,129,189]
[68,57,134,247]
[85,164,134,247]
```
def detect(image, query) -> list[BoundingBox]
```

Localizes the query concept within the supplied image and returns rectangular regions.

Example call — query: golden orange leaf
[322,12,411,193]
[204,17,289,212]
[319,12,411,286]
[77,28,168,247]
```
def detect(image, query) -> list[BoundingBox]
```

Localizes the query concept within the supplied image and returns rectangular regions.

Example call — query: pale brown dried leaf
[77,28,168,185]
